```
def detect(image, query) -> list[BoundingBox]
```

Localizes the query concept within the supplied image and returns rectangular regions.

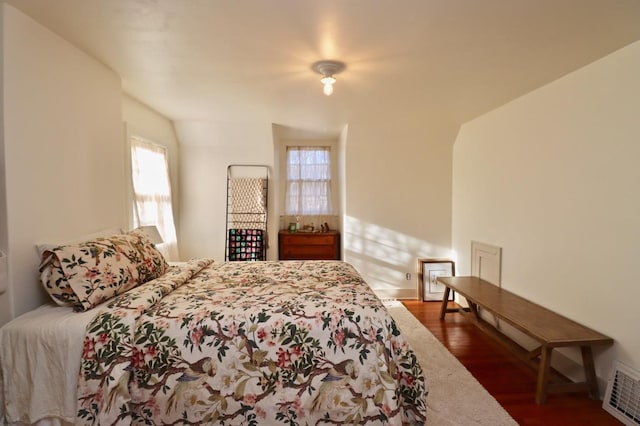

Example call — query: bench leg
[536,345,553,404]
[581,346,599,400]
[469,301,480,321]
[439,287,451,320]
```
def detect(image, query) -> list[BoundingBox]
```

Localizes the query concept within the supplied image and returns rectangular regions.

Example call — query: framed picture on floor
[418,259,455,301]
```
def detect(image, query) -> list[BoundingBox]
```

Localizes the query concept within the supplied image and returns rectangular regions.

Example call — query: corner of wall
[0,2,12,325]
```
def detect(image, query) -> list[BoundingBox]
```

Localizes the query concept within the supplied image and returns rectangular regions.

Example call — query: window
[130,136,179,260]
[285,146,333,215]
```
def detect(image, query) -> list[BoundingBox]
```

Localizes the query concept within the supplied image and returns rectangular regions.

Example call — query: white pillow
[36,227,123,256]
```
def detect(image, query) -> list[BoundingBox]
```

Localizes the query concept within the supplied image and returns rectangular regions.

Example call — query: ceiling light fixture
[311,60,346,96]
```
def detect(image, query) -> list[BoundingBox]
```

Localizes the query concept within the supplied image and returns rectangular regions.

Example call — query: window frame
[285,145,333,215]
[278,140,339,218]
[128,134,179,260]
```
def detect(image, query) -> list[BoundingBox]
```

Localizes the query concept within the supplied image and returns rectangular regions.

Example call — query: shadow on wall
[343,216,453,299]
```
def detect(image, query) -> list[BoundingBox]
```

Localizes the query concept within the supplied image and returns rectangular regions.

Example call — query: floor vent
[603,361,640,425]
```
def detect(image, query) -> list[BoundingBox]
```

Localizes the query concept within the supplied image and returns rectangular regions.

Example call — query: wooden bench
[437,276,613,404]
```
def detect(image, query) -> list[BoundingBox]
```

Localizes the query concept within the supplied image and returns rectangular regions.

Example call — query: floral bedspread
[76,260,427,425]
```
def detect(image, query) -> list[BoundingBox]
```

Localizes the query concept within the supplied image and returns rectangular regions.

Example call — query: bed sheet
[0,303,95,424]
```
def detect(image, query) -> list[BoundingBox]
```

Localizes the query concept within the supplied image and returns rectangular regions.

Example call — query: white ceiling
[6,0,640,136]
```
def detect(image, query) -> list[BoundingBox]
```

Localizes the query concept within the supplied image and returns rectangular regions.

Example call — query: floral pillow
[39,229,169,311]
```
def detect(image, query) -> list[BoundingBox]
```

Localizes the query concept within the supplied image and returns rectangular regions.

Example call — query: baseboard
[373,288,418,300]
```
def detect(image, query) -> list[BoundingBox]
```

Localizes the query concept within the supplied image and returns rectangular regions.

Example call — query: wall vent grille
[603,361,640,425]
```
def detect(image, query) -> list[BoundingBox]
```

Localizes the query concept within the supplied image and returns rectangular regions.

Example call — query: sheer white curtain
[130,137,179,261]
[285,146,333,215]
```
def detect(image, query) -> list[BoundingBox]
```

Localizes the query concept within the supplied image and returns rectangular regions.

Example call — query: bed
[0,230,427,425]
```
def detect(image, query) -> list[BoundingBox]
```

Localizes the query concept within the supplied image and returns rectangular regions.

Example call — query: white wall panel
[1,4,125,323]
[452,40,640,379]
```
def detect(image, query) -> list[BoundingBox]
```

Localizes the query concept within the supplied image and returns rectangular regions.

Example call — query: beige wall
[0,4,126,324]
[343,122,454,298]
[0,5,7,324]
[452,41,640,379]
[176,121,275,261]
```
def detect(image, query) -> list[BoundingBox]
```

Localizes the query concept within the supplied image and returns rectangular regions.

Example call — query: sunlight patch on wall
[343,216,452,298]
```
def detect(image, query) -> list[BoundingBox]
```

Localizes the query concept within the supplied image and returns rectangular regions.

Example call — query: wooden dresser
[278,230,340,260]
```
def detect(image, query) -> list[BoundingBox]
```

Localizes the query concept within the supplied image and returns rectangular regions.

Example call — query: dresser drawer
[280,233,336,246]
[278,231,340,260]
[280,245,337,259]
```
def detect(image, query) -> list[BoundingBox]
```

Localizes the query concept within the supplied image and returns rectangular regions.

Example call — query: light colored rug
[384,301,518,426]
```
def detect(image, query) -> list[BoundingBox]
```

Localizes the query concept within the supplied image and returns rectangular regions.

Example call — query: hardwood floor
[402,300,621,426]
